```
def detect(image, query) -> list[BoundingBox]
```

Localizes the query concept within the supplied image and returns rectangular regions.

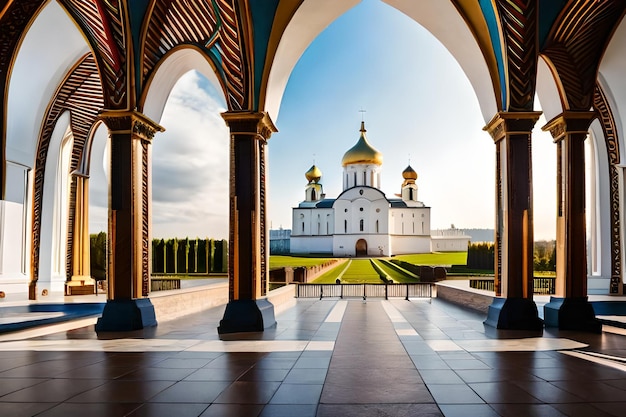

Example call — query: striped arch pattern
[495,0,538,111]
[541,1,626,110]
[593,84,622,295]
[142,0,247,110]
[32,53,104,285]
[59,0,127,108]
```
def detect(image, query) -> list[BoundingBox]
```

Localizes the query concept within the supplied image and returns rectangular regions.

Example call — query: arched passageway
[1,0,625,334]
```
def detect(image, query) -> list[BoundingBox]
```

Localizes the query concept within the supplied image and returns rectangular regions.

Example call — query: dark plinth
[95,298,157,332]
[484,297,544,330]
[544,296,602,333]
[218,299,276,334]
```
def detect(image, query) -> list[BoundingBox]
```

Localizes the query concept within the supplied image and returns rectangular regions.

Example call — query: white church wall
[390,235,431,255]
[390,207,431,235]
[292,208,333,236]
[290,236,333,254]
[333,234,390,256]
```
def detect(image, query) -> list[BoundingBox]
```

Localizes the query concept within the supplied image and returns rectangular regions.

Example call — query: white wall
[430,236,470,252]
[290,236,333,254]
[390,235,431,255]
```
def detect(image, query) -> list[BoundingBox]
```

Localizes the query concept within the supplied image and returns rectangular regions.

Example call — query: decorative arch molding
[32,53,104,286]
[58,0,127,108]
[141,46,226,123]
[141,0,248,111]
[541,1,626,111]
[593,83,622,294]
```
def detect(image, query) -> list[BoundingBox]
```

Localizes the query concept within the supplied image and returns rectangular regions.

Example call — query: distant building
[270,229,291,254]
[290,122,469,256]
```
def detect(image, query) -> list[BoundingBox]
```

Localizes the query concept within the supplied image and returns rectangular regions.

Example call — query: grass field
[269,255,334,270]
[393,252,467,265]
[312,259,420,284]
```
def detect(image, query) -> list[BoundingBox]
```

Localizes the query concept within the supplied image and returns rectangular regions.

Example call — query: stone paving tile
[1,297,626,417]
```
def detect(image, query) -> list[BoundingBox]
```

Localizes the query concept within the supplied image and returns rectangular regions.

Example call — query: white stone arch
[264,0,498,123]
[39,111,73,292]
[0,1,89,290]
[141,46,226,123]
[599,18,626,163]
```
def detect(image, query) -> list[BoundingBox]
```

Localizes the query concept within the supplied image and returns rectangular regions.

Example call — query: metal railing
[296,283,433,300]
[469,277,556,295]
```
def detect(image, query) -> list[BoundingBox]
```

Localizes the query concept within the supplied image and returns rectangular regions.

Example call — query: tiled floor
[1,297,626,416]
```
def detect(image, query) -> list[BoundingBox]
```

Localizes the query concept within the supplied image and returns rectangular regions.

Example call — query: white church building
[290,122,469,257]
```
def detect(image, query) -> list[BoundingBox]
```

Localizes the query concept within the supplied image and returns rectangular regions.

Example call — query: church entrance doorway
[355,239,368,257]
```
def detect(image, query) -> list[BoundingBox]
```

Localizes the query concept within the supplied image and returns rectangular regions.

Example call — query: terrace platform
[1,292,626,416]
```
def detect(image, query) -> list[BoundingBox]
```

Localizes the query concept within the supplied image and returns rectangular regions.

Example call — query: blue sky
[91,0,559,240]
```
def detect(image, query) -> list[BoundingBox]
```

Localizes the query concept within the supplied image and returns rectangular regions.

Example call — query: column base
[218,299,276,334]
[95,299,157,332]
[484,297,544,331]
[544,296,602,333]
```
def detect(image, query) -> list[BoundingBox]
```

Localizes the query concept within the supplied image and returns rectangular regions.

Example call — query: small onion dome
[341,121,383,167]
[305,164,322,183]
[402,165,418,181]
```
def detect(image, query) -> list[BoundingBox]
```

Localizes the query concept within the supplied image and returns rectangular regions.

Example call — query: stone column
[542,111,601,332]
[483,112,543,330]
[218,111,277,334]
[66,172,94,291]
[95,110,163,332]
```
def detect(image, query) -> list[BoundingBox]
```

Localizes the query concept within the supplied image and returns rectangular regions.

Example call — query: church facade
[291,122,468,257]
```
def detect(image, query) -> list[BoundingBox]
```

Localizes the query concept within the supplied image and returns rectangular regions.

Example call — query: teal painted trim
[538,0,567,49]
[249,0,280,111]
[479,0,506,110]
[128,0,151,106]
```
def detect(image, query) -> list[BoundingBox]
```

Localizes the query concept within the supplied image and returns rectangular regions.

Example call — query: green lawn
[269,255,335,270]
[314,259,380,283]
[393,252,467,265]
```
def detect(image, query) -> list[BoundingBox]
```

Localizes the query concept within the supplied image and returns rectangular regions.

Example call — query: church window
[421,222,424,233]
[409,189,413,200]
[363,172,366,185]
[360,219,364,232]
[376,208,380,213]
[413,223,415,233]
[318,223,321,235]
[344,220,348,233]
[359,189,363,195]
[344,208,348,213]
[311,189,316,200]
[326,223,329,235]
[376,220,379,233]
[354,172,357,185]
[360,207,363,212]
[302,222,305,233]
[402,223,404,234]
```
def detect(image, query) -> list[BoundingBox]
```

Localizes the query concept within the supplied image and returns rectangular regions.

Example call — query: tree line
[466,240,556,272]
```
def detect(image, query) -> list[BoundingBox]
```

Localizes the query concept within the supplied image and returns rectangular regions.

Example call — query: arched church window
[312,189,316,200]
[344,220,348,233]
[360,219,364,232]
[302,222,305,233]
[376,220,379,233]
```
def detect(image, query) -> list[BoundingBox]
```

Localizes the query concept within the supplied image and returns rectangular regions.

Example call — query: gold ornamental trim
[99,110,165,140]
[483,111,543,143]
[541,111,596,142]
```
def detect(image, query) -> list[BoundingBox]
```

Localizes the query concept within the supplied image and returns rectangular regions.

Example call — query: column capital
[541,111,596,142]
[483,111,542,143]
[221,111,277,141]
[99,110,165,141]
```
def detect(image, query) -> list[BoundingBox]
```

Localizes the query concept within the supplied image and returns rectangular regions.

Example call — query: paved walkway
[1,297,626,416]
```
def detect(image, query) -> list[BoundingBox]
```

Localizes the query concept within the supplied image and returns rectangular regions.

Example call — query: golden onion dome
[341,121,383,167]
[402,165,418,180]
[305,164,322,183]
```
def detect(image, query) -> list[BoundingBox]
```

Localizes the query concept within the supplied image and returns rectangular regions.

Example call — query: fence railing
[469,277,556,295]
[151,278,181,292]
[296,283,433,300]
